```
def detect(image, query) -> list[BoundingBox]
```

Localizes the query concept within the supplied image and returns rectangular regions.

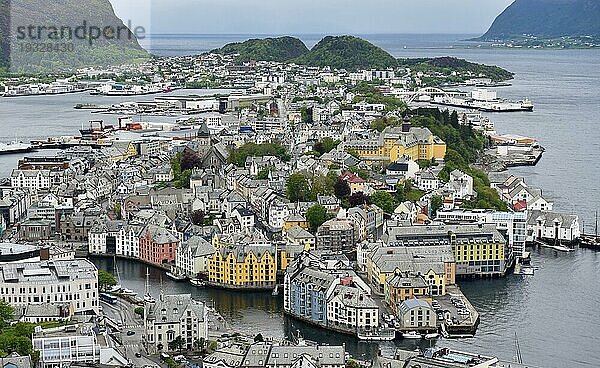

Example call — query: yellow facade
[453,241,505,264]
[282,219,310,232]
[208,247,277,289]
[350,129,446,163]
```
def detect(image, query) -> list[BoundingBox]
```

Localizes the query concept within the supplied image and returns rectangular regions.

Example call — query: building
[327,283,379,332]
[436,209,528,258]
[285,226,315,250]
[32,323,127,368]
[397,298,436,330]
[316,218,358,253]
[527,210,580,244]
[175,236,216,278]
[382,224,508,277]
[145,294,209,353]
[139,225,180,266]
[385,272,430,315]
[344,126,446,164]
[208,244,277,289]
[11,169,52,192]
[0,259,99,315]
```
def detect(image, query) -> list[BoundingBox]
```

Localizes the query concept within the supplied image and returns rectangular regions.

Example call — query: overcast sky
[110,0,514,35]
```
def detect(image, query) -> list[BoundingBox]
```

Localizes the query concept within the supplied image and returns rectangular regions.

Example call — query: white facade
[11,169,51,192]
[0,259,99,315]
[327,284,379,331]
[34,332,99,368]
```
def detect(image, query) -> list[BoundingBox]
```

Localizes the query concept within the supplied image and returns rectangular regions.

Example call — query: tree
[0,301,14,330]
[348,192,371,207]
[134,307,144,317]
[254,333,264,343]
[181,150,202,171]
[430,195,443,217]
[334,178,351,200]
[306,205,329,231]
[313,137,340,156]
[300,106,312,124]
[311,174,335,198]
[98,270,117,290]
[371,191,397,213]
[191,210,206,226]
[168,336,185,352]
[256,167,272,180]
[286,173,311,202]
[347,360,360,368]
[112,203,122,220]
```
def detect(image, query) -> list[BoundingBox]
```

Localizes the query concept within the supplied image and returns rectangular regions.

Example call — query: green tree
[347,360,360,368]
[371,191,398,213]
[112,203,122,220]
[313,137,340,156]
[0,301,14,329]
[98,270,117,290]
[306,205,330,231]
[256,167,272,180]
[134,307,145,317]
[286,173,311,202]
[430,195,443,217]
[168,336,185,352]
[334,178,351,200]
[300,106,312,124]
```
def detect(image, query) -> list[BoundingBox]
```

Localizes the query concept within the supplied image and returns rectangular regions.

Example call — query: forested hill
[479,0,600,40]
[0,0,149,73]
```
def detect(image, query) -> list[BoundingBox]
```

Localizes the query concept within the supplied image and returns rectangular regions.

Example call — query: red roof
[513,200,527,211]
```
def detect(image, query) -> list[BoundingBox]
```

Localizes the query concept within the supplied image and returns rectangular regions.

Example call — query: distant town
[0,46,586,368]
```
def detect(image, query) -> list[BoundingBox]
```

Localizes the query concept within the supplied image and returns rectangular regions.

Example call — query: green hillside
[212,36,309,62]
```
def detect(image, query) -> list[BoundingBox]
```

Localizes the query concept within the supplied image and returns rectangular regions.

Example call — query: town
[0,50,576,368]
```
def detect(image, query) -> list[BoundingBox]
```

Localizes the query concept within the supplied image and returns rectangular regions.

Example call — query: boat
[357,329,395,341]
[0,141,34,155]
[144,268,156,303]
[402,331,422,339]
[580,211,600,249]
[121,288,137,296]
[424,332,440,339]
[166,271,187,281]
[190,279,206,287]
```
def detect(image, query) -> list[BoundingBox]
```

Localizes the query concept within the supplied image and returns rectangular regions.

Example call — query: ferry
[432,88,534,112]
[357,329,395,341]
[0,141,34,155]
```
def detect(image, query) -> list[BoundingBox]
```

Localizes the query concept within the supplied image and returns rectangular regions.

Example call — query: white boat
[190,279,205,287]
[0,141,34,155]
[108,285,122,293]
[121,288,137,296]
[424,333,440,339]
[144,268,156,303]
[166,271,187,281]
[402,331,422,339]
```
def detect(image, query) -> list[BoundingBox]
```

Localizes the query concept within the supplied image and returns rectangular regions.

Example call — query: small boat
[424,332,439,340]
[166,271,187,281]
[144,294,156,303]
[402,331,422,339]
[121,288,137,296]
[108,285,122,293]
[190,279,205,287]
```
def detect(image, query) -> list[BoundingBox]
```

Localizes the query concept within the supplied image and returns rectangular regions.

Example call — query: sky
[110,0,514,35]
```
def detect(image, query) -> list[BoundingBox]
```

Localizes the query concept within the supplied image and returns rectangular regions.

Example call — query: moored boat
[402,331,422,339]
[424,332,440,339]
[166,271,187,281]
[190,279,206,287]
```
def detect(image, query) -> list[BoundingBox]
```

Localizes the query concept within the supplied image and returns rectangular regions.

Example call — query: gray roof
[148,294,205,323]
[266,345,345,367]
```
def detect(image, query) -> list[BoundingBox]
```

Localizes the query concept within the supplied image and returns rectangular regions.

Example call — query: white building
[175,236,216,277]
[11,169,52,192]
[448,169,474,200]
[327,283,379,331]
[397,299,436,330]
[0,259,99,315]
[145,294,209,353]
[527,210,580,244]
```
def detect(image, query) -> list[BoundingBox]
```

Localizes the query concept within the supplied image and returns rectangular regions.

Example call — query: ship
[0,141,34,155]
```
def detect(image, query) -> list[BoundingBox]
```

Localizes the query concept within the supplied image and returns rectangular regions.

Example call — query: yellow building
[385,272,431,315]
[366,245,455,296]
[208,245,277,289]
[282,215,310,233]
[345,126,446,163]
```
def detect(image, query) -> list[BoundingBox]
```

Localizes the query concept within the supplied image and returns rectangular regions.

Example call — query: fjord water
[1,34,599,367]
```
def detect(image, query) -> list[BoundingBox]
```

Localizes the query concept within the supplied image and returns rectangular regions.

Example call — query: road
[102,299,160,367]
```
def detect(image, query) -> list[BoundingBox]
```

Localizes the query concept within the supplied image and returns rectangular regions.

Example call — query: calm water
[2,34,600,367]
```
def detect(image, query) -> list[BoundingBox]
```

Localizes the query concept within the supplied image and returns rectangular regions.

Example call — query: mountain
[293,36,398,71]
[213,35,398,71]
[479,0,600,40]
[212,36,309,62]
[0,0,149,73]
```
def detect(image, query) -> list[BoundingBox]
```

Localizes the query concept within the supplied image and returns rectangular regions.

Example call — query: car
[126,330,135,336]
[135,352,142,358]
